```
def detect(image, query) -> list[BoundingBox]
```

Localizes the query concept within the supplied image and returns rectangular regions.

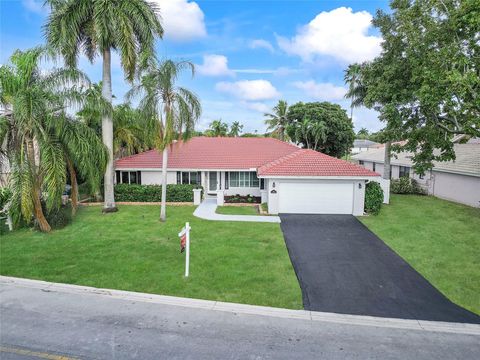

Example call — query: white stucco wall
[140,171,176,185]
[352,180,366,215]
[431,171,480,207]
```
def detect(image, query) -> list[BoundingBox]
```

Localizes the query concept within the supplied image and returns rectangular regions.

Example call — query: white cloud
[153,0,207,41]
[293,81,347,101]
[22,0,46,14]
[215,80,280,101]
[249,39,274,53]
[242,101,270,113]
[277,7,382,63]
[196,55,234,77]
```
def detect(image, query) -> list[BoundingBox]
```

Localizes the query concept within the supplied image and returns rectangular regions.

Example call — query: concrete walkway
[193,198,280,223]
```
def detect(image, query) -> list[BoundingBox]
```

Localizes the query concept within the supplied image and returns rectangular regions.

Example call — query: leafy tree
[229,121,243,137]
[264,100,289,141]
[344,63,366,120]
[45,0,163,212]
[0,47,106,231]
[286,102,355,157]
[206,119,228,137]
[359,0,480,173]
[356,128,370,139]
[128,60,201,221]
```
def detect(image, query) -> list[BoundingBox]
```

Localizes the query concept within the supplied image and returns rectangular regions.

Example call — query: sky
[0,0,390,134]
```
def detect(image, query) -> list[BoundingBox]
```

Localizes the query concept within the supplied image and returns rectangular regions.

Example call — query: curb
[1,276,479,336]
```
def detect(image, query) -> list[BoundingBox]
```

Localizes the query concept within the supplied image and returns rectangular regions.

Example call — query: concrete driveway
[280,214,480,323]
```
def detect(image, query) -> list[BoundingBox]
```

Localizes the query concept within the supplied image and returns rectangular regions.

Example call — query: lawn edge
[2,275,479,335]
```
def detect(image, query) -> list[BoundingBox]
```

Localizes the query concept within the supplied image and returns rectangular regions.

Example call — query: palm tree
[128,60,201,221]
[229,121,243,137]
[344,63,366,120]
[264,100,289,141]
[45,0,163,213]
[207,119,228,137]
[0,47,105,231]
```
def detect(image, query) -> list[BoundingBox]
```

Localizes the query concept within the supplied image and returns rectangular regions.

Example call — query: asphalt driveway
[280,214,480,323]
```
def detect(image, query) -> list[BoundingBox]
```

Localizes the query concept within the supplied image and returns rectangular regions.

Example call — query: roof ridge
[258,148,307,172]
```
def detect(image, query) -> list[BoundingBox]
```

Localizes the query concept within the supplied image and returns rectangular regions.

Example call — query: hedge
[364,181,384,215]
[391,177,425,195]
[114,184,202,202]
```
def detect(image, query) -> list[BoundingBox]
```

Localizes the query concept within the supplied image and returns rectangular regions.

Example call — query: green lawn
[360,194,480,315]
[0,205,302,309]
[216,205,259,215]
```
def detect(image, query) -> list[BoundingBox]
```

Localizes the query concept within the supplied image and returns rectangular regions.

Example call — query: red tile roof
[257,149,379,177]
[115,137,379,177]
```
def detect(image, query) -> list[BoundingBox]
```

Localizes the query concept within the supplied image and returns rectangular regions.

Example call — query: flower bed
[224,194,261,204]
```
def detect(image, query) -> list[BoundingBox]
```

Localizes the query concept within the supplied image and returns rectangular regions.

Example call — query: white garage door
[278,181,354,214]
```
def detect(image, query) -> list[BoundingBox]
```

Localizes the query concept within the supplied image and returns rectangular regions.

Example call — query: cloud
[249,39,274,53]
[196,55,234,77]
[22,0,46,14]
[293,81,346,101]
[277,7,381,63]
[215,80,280,101]
[242,101,270,113]
[152,0,207,41]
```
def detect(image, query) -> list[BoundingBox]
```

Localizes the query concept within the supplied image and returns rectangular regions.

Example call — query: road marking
[0,346,78,360]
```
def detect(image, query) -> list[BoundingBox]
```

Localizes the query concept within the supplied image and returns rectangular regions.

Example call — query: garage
[278,180,354,214]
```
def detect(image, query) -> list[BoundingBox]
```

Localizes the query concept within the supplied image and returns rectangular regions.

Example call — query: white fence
[370,177,390,204]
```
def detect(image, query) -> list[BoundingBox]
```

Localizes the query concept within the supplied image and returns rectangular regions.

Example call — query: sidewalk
[193,198,281,223]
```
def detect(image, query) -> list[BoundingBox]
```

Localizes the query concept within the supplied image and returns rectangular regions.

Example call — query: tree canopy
[286,102,355,157]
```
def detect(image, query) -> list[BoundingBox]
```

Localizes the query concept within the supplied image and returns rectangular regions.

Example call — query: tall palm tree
[264,100,289,141]
[128,60,201,221]
[207,119,228,137]
[344,63,365,120]
[229,121,243,137]
[45,0,163,213]
[0,47,105,231]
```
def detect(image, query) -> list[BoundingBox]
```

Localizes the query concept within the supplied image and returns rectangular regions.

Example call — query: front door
[209,172,218,192]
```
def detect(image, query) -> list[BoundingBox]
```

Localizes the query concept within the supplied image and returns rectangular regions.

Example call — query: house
[351,144,480,208]
[351,139,380,154]
[115,137,380,215]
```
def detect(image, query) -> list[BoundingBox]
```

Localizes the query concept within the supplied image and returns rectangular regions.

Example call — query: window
[359,160,364,165]
[116,171,141,184]
[177,171,202,185]
[372,162,376,172]
[228,171,260,188]
[419,173,424,180]
[260,178,265,190]
[399,166,410,178]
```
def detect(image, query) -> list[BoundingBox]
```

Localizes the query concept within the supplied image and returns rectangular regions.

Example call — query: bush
[365,181,384,215]
[224,194,261,203]
[34,203,72,230]
[391,177,425,195]
[114,184,202,202]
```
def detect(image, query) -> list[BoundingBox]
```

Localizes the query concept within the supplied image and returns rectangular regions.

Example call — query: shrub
[365,181,384,215]
[391,177,425,195]
[34,203,72,230]
[114,184,202,202]
[224,194,261,203]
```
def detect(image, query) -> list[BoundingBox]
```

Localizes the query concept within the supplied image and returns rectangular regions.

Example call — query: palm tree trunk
[160,148,168,222]
[101,47,117,213]
[383,141,391,180]
[27,138,51,232]
[67,158,78,216]
[279,126,284,141]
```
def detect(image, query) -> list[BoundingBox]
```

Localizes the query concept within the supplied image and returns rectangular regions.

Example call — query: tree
[264,100,289,141]
[344,63,366,120]
[128,60,201,221]
[45,0,164,212]
[356,128,370,139]
[229,121,243,137]
[359,0,480,173]
[286,102,355,157]
[206,119,228,137]
[0,47,106,231]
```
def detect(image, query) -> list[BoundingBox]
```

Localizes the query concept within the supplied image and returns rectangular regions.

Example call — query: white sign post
[178,222,191,277]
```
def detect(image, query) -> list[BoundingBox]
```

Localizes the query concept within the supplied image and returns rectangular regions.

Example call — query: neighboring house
[115,137,380,215]
[352,144,480,208]
[351,139,380,154]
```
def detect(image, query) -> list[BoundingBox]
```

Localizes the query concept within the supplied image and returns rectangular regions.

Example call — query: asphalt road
[280,214,480,323]
[1,282,479,359]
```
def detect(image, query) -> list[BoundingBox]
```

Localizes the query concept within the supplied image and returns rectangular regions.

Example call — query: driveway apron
[280,214,480,323]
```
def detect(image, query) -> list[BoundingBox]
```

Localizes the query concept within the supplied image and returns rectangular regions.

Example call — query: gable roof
[115,136,380,178]
[351,144,480,177]
[353,139,379,148]
[258,149,379,177]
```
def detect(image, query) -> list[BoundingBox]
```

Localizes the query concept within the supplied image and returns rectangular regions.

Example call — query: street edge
[1,275,479,336]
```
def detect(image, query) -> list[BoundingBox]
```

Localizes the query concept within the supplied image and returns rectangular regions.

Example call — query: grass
[360,194,480,315]
[0,205,302,309]
[216,205,259,215]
